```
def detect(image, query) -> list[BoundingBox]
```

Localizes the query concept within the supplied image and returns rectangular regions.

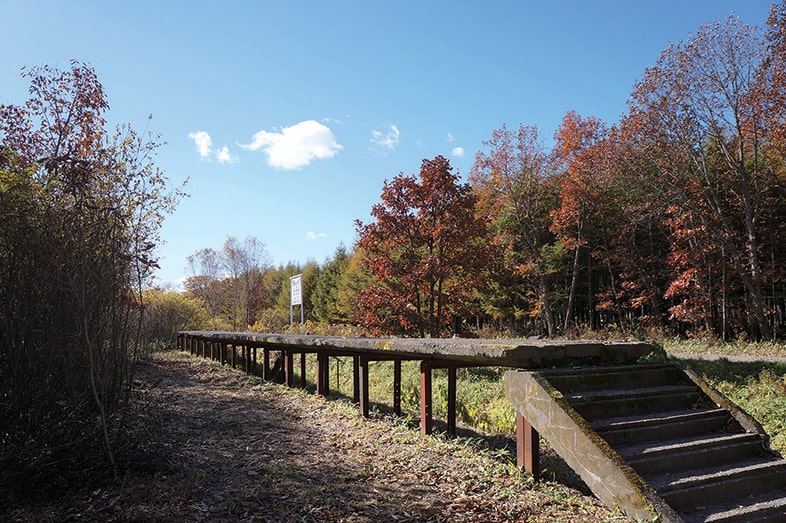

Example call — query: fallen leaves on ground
[5,351,631,522]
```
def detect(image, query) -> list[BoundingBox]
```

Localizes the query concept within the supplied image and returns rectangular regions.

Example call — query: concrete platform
[179,331,655,367]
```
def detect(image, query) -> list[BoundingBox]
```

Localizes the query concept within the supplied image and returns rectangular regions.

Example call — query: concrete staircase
[505,363,786,522]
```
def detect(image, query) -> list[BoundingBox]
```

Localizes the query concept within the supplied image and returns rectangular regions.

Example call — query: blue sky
[1,1,774,288]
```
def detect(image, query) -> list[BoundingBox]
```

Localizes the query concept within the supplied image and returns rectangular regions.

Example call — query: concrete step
[566,384,703,420]
[594,408,733,446]
[694,489,786,522]
[619,433,768,475]
[654,458,786,514]
[542,363,691,392]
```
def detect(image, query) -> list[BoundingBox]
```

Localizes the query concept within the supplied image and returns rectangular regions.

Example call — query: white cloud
[446,132,456,142]
[452,146,465,158]
[322,116,342,125]
[306,231,328,240]
[189,131,237,164]
[370,124,400,153]
[189,131,213,158]
[242,120,343,170]
[216,145,238,164]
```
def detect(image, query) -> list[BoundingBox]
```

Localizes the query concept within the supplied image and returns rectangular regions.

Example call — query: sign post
[290,273,303,334]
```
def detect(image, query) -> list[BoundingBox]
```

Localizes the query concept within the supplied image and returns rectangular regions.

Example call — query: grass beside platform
[663,338,786,358]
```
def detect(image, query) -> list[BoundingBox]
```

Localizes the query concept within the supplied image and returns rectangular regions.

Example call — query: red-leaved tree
[355,156,491,337]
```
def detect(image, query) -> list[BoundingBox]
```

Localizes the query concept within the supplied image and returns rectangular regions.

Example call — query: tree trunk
[728,155,772,340]
[564,226,583,333]
[536,259,555,338]
[435,278,444,338]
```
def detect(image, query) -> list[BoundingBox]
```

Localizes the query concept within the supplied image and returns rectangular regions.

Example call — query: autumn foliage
[353,7,786,340]
[355,156,491,337]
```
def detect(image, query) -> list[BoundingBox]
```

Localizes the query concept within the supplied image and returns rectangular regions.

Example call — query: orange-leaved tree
[550,111,610,332]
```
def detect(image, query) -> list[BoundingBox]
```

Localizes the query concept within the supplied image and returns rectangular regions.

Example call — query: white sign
[290,274,303,306]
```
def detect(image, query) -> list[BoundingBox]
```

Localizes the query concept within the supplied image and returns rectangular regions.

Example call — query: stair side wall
[504,370,682,523]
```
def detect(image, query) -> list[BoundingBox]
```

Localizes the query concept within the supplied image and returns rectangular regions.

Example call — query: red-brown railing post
[284,350,294,387]
[262,347,270,380]
[316,352,329,396]
[300,352,307,387]
[447,367,457,436]
[393,360,402,416]
[359,356,370,418]
[420,361,433,435]
[352,356,360,402]
[517,411,540,480]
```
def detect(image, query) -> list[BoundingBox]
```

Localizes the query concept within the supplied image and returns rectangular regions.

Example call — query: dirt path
[6,351,626,522]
